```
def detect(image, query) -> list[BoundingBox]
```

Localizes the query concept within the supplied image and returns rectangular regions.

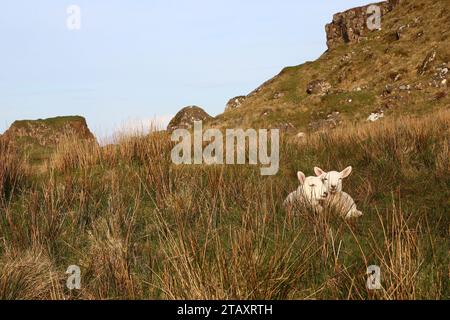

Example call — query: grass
[0,137,27,202]
[10,116,88,130]
[0,108,448,300]
[4,116,95,168]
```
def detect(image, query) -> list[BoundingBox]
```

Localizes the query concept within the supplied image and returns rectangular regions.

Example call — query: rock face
[225,96,247,112]
[325,0,399,50]
[167,106,212,132]
[4,116,95,147]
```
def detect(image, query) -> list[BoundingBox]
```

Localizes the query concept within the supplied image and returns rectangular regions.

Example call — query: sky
[0,0,373,138]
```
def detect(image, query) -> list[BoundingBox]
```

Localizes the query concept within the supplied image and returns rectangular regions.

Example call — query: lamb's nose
[323,191,328,197]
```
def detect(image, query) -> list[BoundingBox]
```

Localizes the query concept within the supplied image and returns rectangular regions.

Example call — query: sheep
[284,171,328,213]
[313,166,363,219]
[314,166,352,194]
[323,191,363,219]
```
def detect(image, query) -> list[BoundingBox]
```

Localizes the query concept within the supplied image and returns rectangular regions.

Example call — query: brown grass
[0,109,448,300]
[0,247,63,300]
[0,137,26,204]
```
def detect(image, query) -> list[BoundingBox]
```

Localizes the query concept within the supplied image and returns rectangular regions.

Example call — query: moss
[11,116,87,129]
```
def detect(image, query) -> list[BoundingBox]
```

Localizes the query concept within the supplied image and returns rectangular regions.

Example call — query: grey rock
[167,106,212,132]
[325,1,398,49]
[417,50,437,75]
[306,79,332,95]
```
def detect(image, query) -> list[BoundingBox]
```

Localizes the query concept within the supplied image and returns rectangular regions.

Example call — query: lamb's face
[302,176,328,202]
[322,171,343,194]
[314,166,353,195]
[297,171,328,202]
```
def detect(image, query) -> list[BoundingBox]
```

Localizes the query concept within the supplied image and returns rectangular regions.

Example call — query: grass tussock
[0,137,26,203]
[0,247,63,300]
[0,109,449,300]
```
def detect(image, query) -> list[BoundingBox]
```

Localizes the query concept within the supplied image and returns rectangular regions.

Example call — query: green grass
[0,109,448,300]
[5,116,95,168]
[11,116,87,129]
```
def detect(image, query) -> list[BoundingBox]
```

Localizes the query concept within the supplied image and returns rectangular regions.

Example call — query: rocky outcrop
[172,0,446,135]
[225,96,247,112]
[306,79,332,95]
[167,106,212,132]
[325,0,399,50]
[417,49,437,75]
[3,116,95,147]
[309,111,342,131]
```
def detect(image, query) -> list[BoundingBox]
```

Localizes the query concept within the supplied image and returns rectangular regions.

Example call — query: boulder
[167,106,212,132]
[309,111,342,131]
[417,50,437,75]
[306,79,332,95]
[367,111,385,122]
[4,116,95,148]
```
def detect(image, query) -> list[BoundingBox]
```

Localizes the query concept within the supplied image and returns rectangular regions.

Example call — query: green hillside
[210,0,449,131]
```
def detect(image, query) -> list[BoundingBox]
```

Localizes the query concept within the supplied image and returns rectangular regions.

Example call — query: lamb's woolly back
[324,191,362,219]
[284,188,318,208]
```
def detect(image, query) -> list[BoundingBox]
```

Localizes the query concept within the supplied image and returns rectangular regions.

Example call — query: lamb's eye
[310,184,315,187]
[322,178,327,182]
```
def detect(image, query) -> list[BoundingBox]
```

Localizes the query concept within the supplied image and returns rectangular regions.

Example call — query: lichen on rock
[167,106,213,132]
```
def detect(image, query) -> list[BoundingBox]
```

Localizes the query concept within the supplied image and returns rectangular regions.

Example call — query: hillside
[2,116,95,164]
[1,108,448,300]
[208,0,449,132]
[0,0,449,301]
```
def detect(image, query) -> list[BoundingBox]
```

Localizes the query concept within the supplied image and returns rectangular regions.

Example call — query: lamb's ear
[314,167,326,177]
[341,166,353,178]
[297,171,306,185]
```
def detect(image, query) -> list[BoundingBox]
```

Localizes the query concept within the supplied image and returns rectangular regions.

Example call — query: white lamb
[313,166,363,219]
[284,171,328,213]
[313,166,352,194]
[322,191,363,219]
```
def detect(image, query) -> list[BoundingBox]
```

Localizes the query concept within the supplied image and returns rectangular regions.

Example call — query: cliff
[325,0,399,50]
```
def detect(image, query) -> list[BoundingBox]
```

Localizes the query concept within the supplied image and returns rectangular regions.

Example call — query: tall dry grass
[0,246,63,300]
[0,109,448,300]
[0,137,26,203]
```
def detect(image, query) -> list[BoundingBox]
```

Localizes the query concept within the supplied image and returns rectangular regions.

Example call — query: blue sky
[0,0,372,138]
